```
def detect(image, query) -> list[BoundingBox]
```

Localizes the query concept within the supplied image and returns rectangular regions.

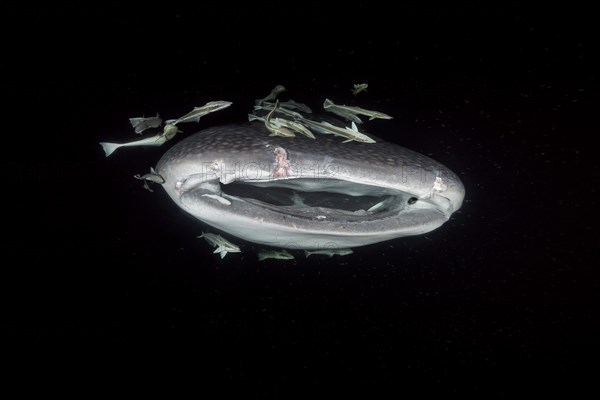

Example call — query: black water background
[1,2,596,396]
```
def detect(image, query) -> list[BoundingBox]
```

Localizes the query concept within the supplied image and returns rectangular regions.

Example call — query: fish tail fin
[99,142,120,157]
[323,98,333,108]
[304,250,312,258]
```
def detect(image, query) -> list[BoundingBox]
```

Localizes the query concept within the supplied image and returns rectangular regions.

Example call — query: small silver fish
[197,232,241,259]
[100,134,169,157]
[351,83,368,96]
[255,84,286,106]
[134,166,164,183]
[254,104,304,121]
[262,99,312,113]
[248,113,262,122]
[300,119,376,143]
[133,166,165,192]
[173,101,232,125]
[160,123,181,140]
[323,98,392,121]
[264,100,296,137]
[257,249,295,261]
[271,118,316,139]
[250,113,313,138]
[100,122,183,157]
[304,248,354,257]
[129,113,163,134]
[323,107,364,125]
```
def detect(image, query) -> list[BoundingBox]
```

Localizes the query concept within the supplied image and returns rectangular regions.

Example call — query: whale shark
[155,123,465,250]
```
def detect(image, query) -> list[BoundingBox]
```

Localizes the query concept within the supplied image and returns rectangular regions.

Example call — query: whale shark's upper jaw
[156,124,465,249]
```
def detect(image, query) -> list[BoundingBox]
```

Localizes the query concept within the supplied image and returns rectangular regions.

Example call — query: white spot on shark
[433,176,447,192]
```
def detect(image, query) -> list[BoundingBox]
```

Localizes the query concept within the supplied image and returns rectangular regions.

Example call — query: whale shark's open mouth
[174,170,457,249]
[220,178,416,221]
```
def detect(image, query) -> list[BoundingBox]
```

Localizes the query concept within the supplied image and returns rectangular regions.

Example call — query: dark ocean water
[2,2,596,396]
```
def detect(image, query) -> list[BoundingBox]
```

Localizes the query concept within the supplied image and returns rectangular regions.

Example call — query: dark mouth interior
[222,179,408,214]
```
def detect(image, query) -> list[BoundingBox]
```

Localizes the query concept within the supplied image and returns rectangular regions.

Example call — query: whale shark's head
[156,123,464,249]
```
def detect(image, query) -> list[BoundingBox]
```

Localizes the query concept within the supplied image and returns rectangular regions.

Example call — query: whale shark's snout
[156,123,465,249]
